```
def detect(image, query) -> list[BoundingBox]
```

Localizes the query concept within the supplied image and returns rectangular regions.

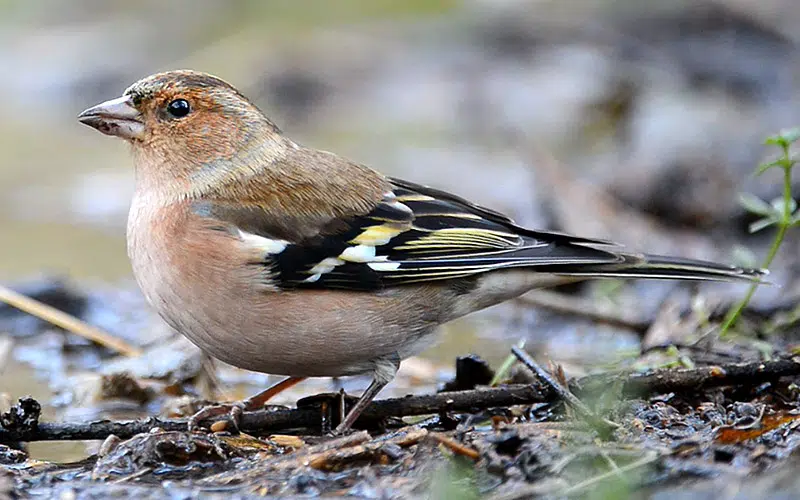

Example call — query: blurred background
[2,0,800,459]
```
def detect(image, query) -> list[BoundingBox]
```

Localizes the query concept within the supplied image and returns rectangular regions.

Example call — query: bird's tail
[548,253,768,283]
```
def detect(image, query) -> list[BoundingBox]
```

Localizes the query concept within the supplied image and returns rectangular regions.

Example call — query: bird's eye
[166,98,191,118]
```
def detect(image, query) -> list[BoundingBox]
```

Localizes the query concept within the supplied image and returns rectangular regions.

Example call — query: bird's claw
[187,400,248,433]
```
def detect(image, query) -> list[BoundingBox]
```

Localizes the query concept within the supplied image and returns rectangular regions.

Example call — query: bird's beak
[78,95,144,141]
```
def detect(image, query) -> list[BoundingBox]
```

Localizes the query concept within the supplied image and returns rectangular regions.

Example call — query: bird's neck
[131,129,294,205]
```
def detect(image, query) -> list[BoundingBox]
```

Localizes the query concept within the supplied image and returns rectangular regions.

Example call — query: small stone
[210,420,228,433]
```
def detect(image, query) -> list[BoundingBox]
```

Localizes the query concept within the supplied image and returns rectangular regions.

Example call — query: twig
[0,284,141,357]
[512,346,618,438]
[580,357,800,397]
[110,467,154,484]
[0,335,12,374]
[301,427,426,470]
[284,431,372,471]
[307,443,380,471]
[430,432,480,460]
[300,431,371,455]
[305,429,425,471]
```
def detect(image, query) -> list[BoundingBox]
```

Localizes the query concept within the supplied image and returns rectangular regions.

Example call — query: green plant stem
[721,163,793,335]
[490,339,525,386]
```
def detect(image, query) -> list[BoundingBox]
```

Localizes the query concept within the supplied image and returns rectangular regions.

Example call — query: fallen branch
[4,357,800,443]
[580,357,800,397]
[0,384,548,443]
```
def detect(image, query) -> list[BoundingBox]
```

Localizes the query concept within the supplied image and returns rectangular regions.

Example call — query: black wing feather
[269,178,623,290]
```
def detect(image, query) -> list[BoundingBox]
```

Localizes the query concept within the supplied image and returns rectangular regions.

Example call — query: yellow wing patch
[350,224,407,246]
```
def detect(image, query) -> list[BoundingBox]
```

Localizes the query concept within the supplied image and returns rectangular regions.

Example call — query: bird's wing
[227,176,627,290]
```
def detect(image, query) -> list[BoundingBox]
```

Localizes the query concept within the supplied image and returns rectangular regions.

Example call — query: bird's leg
[188,375,306,432]
[333,356,399,435]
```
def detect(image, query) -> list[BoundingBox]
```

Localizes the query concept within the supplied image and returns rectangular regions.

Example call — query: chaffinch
[78,70,764,434]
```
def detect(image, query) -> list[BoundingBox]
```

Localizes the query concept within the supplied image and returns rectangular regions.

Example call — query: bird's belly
[135,256,441,377]
[165,288,439,377]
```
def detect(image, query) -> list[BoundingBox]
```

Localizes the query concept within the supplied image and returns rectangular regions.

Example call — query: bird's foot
[187,400,248,433]
[186,376,307,433]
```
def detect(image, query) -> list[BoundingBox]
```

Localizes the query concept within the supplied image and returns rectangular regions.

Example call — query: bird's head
[78,70,285,190]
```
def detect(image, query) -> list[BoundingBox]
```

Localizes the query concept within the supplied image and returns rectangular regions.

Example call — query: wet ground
[1,276,800,498]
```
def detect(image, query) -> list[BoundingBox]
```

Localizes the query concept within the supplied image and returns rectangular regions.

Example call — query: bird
[78,70,764,434]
